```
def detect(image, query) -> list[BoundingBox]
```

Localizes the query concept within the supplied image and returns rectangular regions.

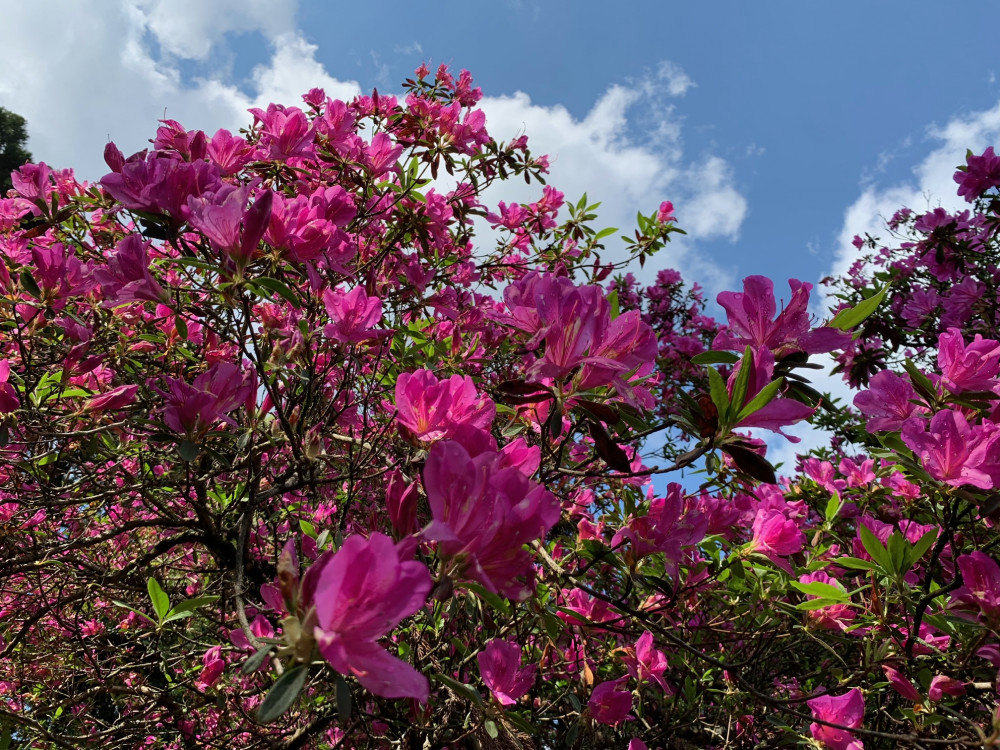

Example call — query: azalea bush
[0,65,999,749]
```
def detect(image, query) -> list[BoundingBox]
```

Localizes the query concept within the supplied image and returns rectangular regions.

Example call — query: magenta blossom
[477,639,536,706]
[587,678,633,726]
[618,631,672,694]
[853,370,927,433]
[157,362,255,438]
[394,369,495,443]
[955,146,1000,201]
[323,286,388,344]
[749,507,805,573]
[422,440,560,600]
[937,328,1000,394]
[807,688,865,750]
[713,276,849,357]
[951,551,1000,623]
[901,410,1000,490]
[312,533,432,701]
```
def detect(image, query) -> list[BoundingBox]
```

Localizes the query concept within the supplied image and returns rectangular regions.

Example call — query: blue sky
[4,1,999,298]
[2,0,999,471]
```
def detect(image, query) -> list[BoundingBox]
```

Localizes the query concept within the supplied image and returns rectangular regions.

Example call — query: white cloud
[829,100,1000,285]
[478,64,746,292]
[0,4,745,293]
[0,1,358,182]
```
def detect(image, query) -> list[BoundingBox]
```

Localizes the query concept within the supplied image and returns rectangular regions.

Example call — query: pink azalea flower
[248,103,315,161]
[323,286,388,344]
[312,533,432,701]
[928,675,965,701]
[94,235,168,305]
[611,483,707,576]
[749,508,804,572]
[728,347,815,439]
[197,646,225,688]
[952,551,1000,623]
[187,185,272,271]
[394,369,495,443]
[882,665,921,702]
[618,631,672,694]
[901,410,999,489]
[157,362,255,438]
[937,328,1000,394]
[853,370,927,433]
[477,639,536,706]
[83,384,139,414]
[712,276,849,357]
[807,688,865,750]
[588,678,633,726]
[955,146,1000,201]
[0,360,19,413]
[422,440,560,600]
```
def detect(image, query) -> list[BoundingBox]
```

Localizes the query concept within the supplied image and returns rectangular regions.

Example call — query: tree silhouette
[0,106,33,194]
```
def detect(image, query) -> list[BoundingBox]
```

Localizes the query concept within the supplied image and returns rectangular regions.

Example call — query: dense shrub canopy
[0,66,999,749]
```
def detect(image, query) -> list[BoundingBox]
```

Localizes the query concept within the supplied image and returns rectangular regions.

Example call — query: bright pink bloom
[422,440,560,600]
[853,370,927,433]
[84,384,139,414]
[713,276,849,357]
[323,286,387,344]
[807,689,864,750]
[206,128,253,176]
[94,235,168,305]
[952,551,1000,623]
[656,200,676,223]
[312,533,432,701]
[882,665,921,702]
[937,328,1000,394]
[800,571,855,632]
[587,678,633,726]
[619,631,672,694]
[901,410,999,489]
[394,369,495,443]
[187,186,272,271]
[248,104,315,161]
[955,146,1000,201]
[477,639,536,706]
[198,646,225,688]
[728,347,814,439]
[611,483,707,576]
[158,362,255,438]
[0,360,19,413]
[928,675,965,701]
[750,508,804,571]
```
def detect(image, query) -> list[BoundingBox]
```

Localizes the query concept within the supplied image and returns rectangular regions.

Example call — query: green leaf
[240,644,274,675]
[484,720,499,739]
[908,529,938,567]
[794,597,849,611]
[735,377,783,423]
[824,493,842,524]
[147,578,170,621]
[887,532,907,575]
[691,350,740,366]
[858,524,892,574]
[19,269,41,299]
[726,347,754,422]
[707,367,730,420]
[594,226,619,241]
[606,289,619,320]
[257,665,309,724]
[829,284,889,331]
[432,673,483,707]
[835,556,877,571]
[335,673,352,722]
[177,440,199,462]
[250,277,301,308]
[162,595,220,623]
[790,581,848,601]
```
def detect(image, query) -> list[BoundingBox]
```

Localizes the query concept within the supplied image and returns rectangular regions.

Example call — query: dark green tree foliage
[0,107,33,194]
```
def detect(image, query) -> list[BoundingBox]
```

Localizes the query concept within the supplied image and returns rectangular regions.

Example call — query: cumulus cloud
[0,0,358,182]
[829,99,1000,284]
[478,64,746,291]
[0,3,746,291]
